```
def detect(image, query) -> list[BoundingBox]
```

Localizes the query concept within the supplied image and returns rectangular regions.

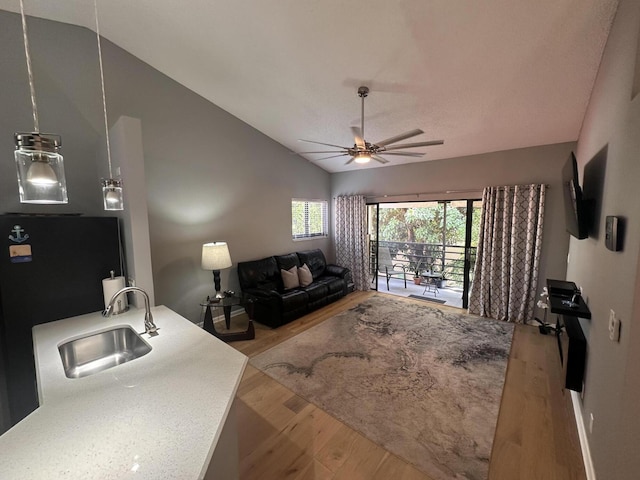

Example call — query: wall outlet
[589,413,594,434]
[609,309,621,342]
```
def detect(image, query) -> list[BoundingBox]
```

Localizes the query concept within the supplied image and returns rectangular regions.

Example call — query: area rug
[250,294,514,480]
[408,294,447,304]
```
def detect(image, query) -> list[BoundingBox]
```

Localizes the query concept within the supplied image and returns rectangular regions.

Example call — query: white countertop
[0,306,247,479]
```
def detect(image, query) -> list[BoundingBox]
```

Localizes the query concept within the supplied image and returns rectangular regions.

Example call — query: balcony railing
[371,240,477,286]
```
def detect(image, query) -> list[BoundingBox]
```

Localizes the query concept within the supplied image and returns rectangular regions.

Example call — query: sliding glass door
[367,199,481,309]
[367,203,380,291]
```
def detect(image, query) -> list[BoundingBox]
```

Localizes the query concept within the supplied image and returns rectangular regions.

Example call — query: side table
[421,272,443,296]
[200,296,255,342]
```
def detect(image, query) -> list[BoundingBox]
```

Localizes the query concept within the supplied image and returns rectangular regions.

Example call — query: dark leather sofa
[237,249,352,328]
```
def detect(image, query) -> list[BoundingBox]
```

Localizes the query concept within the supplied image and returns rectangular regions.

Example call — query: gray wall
[332,142,576,302]
[0,10,332,324]
[99,32,331,322]
[0,12,104,215]
[567,0,640,478]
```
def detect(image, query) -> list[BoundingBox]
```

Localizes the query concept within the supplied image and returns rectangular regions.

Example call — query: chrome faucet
[103,286,158,335]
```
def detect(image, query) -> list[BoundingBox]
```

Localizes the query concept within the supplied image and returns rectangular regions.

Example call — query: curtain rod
[354,183,550,200]
[365,188,483,200]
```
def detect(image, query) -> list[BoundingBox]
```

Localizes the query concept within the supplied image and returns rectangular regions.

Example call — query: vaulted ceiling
[0,0,619,172]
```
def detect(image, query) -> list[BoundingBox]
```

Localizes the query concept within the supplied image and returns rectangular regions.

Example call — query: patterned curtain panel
[335,195,369,291]
[468,184,546,323]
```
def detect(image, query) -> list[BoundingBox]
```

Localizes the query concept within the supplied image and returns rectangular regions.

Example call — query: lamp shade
[201,242,232,270]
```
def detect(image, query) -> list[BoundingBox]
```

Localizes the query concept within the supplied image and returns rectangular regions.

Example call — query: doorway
[368,200,482,309]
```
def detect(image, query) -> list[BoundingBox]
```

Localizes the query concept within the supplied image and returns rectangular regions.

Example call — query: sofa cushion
[280,289,308,313]
[237,256,279,290]
[297,249,327,279]
[281,266,300,290]
[297,263,313,287]
[300,282,328,303]
[315,276,346,295]
[275,252,300,272]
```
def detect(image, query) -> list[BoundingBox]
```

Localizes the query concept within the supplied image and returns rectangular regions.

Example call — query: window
[292,199,328,240]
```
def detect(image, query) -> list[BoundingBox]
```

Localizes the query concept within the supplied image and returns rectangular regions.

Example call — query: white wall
[567,0,640,478]
[109,116,155,307]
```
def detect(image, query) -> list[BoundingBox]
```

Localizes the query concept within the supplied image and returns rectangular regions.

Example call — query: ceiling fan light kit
[354,152,371,164]
[297,86,444,166]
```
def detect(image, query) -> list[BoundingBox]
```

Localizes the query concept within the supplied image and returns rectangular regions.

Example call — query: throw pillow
[281,265,300,290]
[298,263,313,287]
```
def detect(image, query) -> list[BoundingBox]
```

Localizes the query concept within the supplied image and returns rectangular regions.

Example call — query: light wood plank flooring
[227,291,586,479]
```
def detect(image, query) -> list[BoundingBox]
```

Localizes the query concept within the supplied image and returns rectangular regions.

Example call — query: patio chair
[377,246,407,290]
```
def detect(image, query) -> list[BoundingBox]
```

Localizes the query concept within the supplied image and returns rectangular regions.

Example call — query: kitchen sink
[58,326,152,379]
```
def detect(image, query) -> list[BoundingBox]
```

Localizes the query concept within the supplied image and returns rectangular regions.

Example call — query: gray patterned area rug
[251,294,514,480]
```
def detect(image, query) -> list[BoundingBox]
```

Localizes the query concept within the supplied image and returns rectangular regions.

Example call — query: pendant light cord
[19,0,39,132]
[94,0,113,179]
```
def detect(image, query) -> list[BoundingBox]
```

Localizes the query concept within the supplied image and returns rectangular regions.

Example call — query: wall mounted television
[562,152,591,239]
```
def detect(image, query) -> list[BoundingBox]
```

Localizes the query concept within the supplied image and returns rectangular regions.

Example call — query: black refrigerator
[0,215,124,429]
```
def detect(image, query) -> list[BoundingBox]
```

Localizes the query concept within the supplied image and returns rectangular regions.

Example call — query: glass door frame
[367,202,380,291]
[367,198,480,308]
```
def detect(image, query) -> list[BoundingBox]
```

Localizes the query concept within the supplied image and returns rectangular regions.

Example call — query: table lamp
[201,242,232,298]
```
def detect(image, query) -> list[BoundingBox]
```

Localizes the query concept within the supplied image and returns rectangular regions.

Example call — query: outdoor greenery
[375,202,482,284]
[292,200,327,239]
[378,203,481,246]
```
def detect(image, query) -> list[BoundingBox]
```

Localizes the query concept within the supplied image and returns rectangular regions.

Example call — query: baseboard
[571,390,596,480]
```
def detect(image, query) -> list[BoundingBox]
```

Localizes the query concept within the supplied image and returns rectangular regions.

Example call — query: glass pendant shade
[15,133,68,204]
[102,178,124,211]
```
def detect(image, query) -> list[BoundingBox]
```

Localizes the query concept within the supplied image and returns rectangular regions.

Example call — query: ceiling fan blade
[372,155,389,164]
[298,139,350,149]
[345,157,356,165]
[293,150,346,154]
[373,129,424,147]
[313,153,349,161]
[378,151,425,158]
[384,140,444,151]
[350,126,365,150]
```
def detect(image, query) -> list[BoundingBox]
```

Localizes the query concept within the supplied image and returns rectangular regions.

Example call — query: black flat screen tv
[562,152,590,239]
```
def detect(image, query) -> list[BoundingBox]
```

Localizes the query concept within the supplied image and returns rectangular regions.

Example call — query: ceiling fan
[297,86,444,166]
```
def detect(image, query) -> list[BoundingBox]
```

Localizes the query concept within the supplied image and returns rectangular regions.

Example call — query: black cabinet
[546,279,590,393]
[556,315,587,392]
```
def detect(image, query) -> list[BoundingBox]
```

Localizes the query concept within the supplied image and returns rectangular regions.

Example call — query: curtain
[468,184,546,323]
[335,195,369,291]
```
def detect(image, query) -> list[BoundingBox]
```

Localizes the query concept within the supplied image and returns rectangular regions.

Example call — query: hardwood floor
[228,291,586,479]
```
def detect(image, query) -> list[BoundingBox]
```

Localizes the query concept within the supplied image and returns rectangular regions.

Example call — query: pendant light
[94,0,123,211]
[14,0,68,204]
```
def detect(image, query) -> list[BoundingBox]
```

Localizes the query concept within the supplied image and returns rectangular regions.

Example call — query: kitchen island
[0,305,247,479]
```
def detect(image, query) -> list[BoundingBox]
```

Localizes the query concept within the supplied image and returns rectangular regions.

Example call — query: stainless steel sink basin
[58,326,152,379]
